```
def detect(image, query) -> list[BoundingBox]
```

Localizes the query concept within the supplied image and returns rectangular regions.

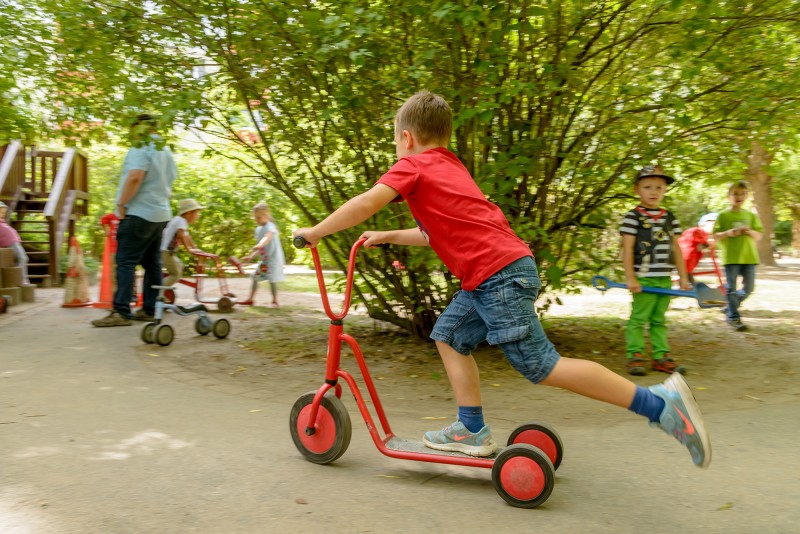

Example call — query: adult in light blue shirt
[93,114,178,327]
[114,140,176,222]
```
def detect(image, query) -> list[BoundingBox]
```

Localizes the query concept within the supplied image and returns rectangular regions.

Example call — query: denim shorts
[430,256,561,384]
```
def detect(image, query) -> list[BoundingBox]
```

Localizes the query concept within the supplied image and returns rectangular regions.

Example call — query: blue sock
[629,386,666,423]
[457,406,485,433]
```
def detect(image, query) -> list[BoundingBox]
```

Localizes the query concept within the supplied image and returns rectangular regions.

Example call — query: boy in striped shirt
[620,166,690,376]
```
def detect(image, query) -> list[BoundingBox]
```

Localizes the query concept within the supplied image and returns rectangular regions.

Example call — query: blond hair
[395,90,452,145]
[253,202,273,221]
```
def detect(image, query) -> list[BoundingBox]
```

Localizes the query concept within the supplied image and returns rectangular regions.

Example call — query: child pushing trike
[159,199,254,311]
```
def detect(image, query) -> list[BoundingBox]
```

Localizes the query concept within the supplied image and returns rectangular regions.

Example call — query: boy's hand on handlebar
[292,228,319,248]
[360,231,391,248]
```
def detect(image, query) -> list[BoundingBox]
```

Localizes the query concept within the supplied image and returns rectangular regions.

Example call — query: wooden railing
[0,142,90,283]
[43,148,90,261]
[0,141,25,209]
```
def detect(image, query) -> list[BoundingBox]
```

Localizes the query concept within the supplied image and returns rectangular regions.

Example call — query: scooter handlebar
[293,235,308,249]
[293,235,389,251]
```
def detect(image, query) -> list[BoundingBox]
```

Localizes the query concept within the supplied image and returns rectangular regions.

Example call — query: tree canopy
[4,0,800,337]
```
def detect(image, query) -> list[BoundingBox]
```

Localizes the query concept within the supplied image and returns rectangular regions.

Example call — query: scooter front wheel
[507,421,563,470]
[290,391,351,465]
[492,444,555,509]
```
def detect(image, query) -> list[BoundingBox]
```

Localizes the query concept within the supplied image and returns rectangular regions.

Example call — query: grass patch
[280,273,343,293]
[543,315,626,332]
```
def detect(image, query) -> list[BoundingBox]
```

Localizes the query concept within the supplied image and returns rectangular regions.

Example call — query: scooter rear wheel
[492,444,555,509]
[507,421,563,470]
[290,391,351,464]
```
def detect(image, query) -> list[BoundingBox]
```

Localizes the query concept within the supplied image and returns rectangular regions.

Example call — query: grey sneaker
[92,311,132,327]
[649,374,712,468]
[423,420,498,457]
[132,309,155,322]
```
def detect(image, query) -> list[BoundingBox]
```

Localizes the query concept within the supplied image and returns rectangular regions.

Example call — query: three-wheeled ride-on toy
[141,285,231,347]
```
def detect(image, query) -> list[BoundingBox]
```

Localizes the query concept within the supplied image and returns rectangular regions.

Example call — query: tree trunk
[746,141,777,267]
[791,206,800,258]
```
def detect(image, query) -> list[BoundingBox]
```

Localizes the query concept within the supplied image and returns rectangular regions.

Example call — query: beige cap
[177,198,205,216]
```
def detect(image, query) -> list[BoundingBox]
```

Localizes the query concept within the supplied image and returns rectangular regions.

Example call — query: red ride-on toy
[163,251,256,312]
[289,237,564,509]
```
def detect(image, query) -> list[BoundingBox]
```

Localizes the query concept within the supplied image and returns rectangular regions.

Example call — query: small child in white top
[160,199,205,286]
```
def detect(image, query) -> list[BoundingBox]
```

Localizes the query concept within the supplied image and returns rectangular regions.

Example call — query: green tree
[0,0,53,142]
[13,0,800,337]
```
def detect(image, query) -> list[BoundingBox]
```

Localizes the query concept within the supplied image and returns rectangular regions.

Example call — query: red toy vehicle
[163,251,256,312]
[289,237,564,508]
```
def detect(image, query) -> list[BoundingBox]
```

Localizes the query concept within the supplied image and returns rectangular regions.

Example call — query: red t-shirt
[678,227,709,272]
[377,147,532,291]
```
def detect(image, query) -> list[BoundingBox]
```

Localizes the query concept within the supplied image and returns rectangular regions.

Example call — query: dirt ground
[138,258,800,432]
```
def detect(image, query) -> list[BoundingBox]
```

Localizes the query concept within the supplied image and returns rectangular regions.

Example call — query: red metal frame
[303,238,494,469]
[689,243,725,288]
[173,251,255,306]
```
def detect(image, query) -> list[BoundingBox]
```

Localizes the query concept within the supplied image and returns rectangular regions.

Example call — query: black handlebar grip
[293,235,308,249]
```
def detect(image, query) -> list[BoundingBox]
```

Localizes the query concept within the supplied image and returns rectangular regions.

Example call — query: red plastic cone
[92,233,114,309]
[63,236,93,307]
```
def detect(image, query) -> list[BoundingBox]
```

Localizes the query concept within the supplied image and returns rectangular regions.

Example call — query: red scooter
[289,237,564,508]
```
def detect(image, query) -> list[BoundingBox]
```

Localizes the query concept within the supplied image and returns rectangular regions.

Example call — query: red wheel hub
[295,406,336,453]
[500,456,546,501]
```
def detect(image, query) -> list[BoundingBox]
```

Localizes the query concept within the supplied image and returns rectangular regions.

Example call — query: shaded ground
[2,259,798,532]
[138,259,800,426]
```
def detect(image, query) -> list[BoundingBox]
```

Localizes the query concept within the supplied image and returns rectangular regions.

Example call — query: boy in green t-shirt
[713,180,763,331]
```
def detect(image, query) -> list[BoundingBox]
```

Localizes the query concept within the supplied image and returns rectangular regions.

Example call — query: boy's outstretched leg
[542,357,711,468]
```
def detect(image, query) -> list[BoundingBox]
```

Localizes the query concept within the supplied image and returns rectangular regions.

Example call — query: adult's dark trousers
[113,215,167,317]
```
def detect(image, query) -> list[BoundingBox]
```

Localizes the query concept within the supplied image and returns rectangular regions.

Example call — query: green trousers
[625,276,672,359]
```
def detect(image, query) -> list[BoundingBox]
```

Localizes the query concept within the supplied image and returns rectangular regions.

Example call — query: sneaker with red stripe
[652,355,686,375]
[649,374,712,468]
